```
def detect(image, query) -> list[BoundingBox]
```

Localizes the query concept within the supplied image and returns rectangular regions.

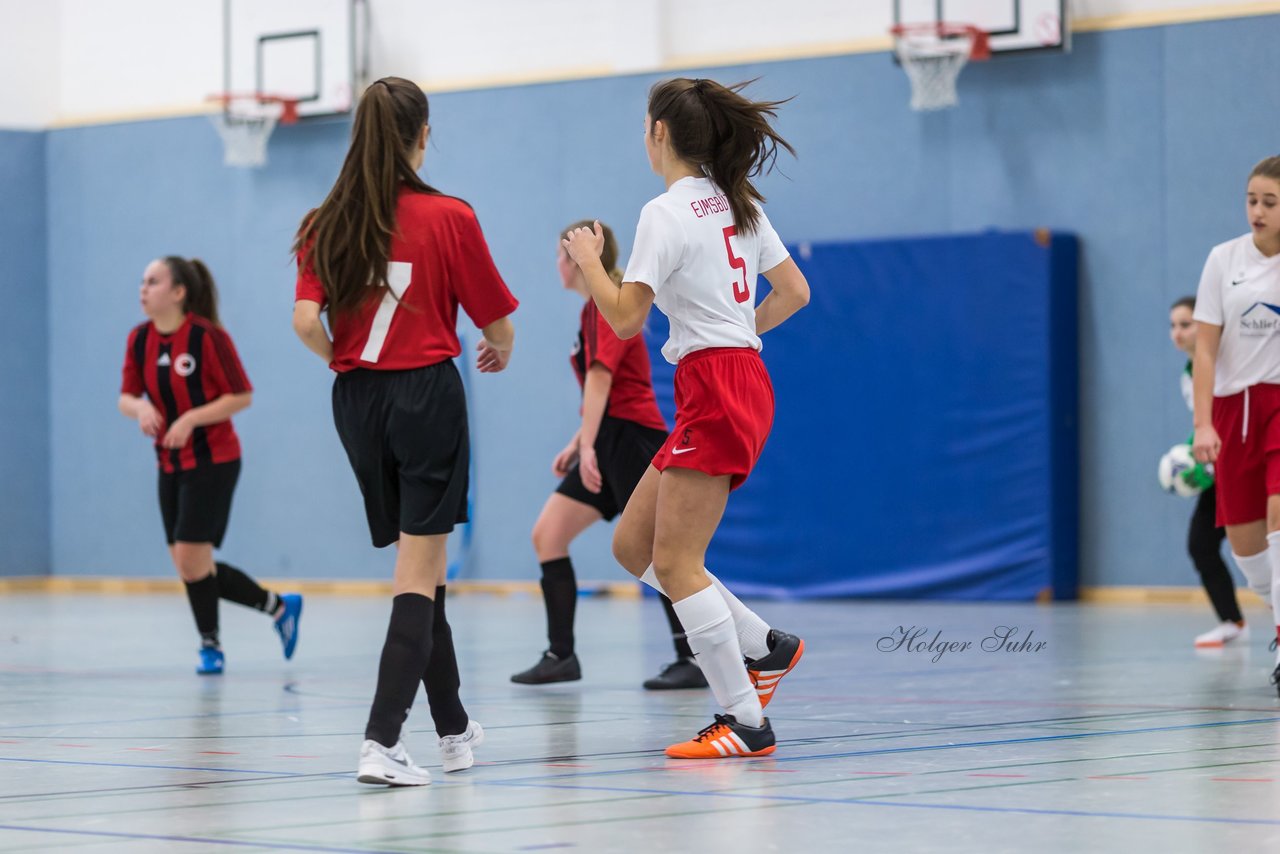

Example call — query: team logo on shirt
[174,353,197,377]
[1240,302,1280,337]
[157,352,171,367]
[1232,273,1246,286]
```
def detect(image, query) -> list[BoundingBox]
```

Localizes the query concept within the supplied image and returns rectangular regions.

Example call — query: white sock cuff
[1232,550,1272,587]
[639,565,667,596]
[671,585,731,636]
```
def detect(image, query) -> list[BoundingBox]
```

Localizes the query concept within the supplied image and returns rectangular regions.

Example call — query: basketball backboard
[222,0,368,118]
[893,0,1069,54]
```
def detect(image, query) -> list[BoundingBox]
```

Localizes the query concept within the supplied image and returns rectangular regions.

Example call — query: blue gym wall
[0,131,50,577]
[34,15,1280,588]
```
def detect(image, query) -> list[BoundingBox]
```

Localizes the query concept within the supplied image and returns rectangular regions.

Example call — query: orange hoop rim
[208,93,300,124]
[890,23,991,62]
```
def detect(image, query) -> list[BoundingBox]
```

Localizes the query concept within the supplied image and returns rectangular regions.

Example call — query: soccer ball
[1157,443,1206,498]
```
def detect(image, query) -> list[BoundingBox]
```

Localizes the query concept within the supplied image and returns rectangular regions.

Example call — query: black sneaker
[511,651,581,684]
[665,714,776,758]
[746,629,805,709]
[1271,663,1280,698]
[643,657,709,690]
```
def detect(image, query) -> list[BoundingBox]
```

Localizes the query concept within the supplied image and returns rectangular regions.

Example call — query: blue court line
[0,702,369,732]
[0,825,392,853]
[484,779,1280,827]
[488,714,1280,784]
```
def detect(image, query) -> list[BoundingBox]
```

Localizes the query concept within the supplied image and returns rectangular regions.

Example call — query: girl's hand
[161,413,194,449]
[138,403,165,438]
[1192,424,1222,464]
[476,338,511,373]
[552,440,579,477]
[578,444,603,494]
[561,221,605,268]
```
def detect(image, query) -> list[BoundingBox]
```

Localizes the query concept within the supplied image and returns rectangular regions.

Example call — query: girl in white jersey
[564,78,811,758]
[1191,156,1280,693]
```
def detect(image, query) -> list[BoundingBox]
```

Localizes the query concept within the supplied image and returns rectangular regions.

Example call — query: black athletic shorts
[332,360,469,548]
[556,415,668,521]
[158,459,240,547]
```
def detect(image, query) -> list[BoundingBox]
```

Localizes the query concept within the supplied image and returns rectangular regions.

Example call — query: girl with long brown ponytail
[292,76,518,785]
[563,78,811,758]
[119,257,302,676]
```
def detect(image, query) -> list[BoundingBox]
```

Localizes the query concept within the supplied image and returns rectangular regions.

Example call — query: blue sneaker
[197,647,225,675]
[274,593,303,660]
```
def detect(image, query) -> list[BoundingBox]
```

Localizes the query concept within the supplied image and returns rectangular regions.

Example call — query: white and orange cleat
[665,714,776,759]
[747,630,805,708]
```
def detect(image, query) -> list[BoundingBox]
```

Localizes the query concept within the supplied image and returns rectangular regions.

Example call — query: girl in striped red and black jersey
[511,220,707,692]
[119,257,302,676]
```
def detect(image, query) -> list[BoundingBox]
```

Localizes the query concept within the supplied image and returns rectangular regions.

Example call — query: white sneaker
[439,720,484,773]
[357,739,431,786]
[1193,621,1247,648]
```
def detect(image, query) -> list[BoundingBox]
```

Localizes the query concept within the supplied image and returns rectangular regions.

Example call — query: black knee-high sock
[365,593,434,748]
[660,593,694,659]
[422,585,469,737]
[184,573,221,648]
[540,557,577,658]
[215,562,279,614]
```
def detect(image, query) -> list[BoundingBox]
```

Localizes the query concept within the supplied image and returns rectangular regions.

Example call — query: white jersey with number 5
[623,176,790,364]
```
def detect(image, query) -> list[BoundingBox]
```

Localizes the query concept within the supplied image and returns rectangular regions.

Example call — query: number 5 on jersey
[360,262,413,363]
[722,226,750,304]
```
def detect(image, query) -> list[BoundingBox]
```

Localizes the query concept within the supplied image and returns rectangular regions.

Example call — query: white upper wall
[0,0,1272,128]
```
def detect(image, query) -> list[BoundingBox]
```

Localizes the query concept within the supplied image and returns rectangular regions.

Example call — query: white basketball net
[894,28,976,111]
[209,100,283,168]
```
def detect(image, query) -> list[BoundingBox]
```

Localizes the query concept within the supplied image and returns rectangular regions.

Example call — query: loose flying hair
[647,78,794,234]
[1250,155,1280,185]
[562,220,621,284]
[292,76,440,320]
[1171,295,1195,312]
[164,256,221,326]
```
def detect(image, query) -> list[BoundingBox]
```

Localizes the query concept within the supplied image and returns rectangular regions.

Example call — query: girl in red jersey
[511,220,706,691]
[119,256,302,676]
[563,78,811,758]
[292,77,518,786]
[1192,156,1280,694]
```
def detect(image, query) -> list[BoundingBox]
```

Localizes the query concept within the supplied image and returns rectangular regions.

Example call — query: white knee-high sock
[640,565,772,661]
[672,586,763,727]
[1235,549,1273,605]
[704,571,771,660]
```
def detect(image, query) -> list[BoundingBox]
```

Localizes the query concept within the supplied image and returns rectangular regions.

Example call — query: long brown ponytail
[292,76,439,320]
[164,256,221,326]
[647,78,794,234]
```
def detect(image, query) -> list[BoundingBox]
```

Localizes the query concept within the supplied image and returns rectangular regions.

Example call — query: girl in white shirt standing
[564,78,811,757]
[1192,156,1280,693]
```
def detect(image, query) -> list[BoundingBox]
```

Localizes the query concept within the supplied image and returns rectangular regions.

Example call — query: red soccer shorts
[1211,382,1280,526]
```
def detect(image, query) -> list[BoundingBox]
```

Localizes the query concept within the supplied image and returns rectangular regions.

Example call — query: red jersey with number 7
[295,189,519,372]
[120,313,252,473]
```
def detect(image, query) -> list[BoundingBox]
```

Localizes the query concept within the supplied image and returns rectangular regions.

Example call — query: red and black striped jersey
[571,300,667,432]
[121,314,252,472]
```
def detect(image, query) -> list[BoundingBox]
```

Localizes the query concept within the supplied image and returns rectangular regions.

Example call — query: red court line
[0,740,19,744]
[1211,777,1274,783]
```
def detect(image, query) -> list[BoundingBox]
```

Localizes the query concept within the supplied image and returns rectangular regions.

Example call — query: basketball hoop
[208,94,299,167]
[890,24,990,112]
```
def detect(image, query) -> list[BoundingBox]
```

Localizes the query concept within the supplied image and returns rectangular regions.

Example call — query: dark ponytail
[647,78,794,234]
[292,76,439,320]
[164,256,221,326]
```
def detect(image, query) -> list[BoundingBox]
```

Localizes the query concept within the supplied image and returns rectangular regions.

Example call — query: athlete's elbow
[614,316,644,340]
